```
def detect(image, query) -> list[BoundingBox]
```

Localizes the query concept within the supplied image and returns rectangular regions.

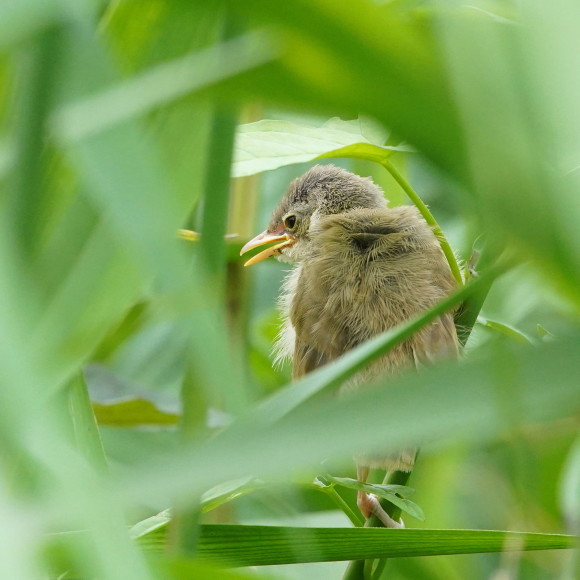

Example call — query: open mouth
[240,231,296,266]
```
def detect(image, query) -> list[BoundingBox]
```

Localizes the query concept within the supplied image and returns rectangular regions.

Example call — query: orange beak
[240,230,296,266]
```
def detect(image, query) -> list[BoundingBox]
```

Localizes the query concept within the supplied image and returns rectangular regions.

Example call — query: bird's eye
[284,215,297,230]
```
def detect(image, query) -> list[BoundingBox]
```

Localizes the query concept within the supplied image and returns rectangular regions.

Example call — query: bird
[240,164,459,527]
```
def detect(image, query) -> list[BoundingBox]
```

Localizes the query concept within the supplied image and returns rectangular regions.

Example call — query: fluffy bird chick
[241,164,459,528]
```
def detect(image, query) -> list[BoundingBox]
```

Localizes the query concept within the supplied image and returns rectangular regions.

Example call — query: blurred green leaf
[120,331,579,509]
[200,477,266,514]
[69,373,107,470]
[2,1,580,578]
[0,0,61,50]
[93,399,179,427]
[221,0,465,171]
[52,30,277,144]
[152,557,269,580]
[537,323,556,341]
[131,479,266,541]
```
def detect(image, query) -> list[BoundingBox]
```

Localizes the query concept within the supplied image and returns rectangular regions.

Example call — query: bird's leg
[356,465,404,529]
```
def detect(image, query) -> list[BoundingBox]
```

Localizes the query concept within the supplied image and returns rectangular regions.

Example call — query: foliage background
[0,0,578,579]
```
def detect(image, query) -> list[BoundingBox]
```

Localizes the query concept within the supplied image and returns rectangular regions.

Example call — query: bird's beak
[240,229,295,266]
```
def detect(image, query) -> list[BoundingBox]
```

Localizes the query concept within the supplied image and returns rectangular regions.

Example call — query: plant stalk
[380,158,463,286]
[342,469,412,580]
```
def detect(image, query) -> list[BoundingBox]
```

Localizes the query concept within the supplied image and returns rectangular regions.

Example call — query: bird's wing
[290,207,459,378]
[412,312,459,368]
[292,340,331,379]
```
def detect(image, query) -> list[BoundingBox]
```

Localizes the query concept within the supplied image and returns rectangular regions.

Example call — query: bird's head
[240,165,387,266]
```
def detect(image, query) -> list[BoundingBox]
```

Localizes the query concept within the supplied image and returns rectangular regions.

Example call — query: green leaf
[311,477,365,527]
[131,478,266,542]
[131,510,172,541]
[222,0,464,172]
[200,477,266,514]
[479,318,533,345]
[151,556,269,580]
[0,0,61,50]
[317,141,410,165]
[537,323,556,341]
[142,525,576,566]
[92,399,179,426]
[326,476,414,498]
[232,117,409,177]
[325,476,424,521]
[68,373,107,470]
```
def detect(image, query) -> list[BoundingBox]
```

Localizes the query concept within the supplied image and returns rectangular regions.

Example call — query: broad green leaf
[233,117,408,177]
[142,525,576,566]
[221,0,464,172]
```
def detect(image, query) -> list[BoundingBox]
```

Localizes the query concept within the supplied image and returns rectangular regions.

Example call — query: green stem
[325,486,365,528]
[173,8,239,556]
[342,470,412,580]
[454,244,499,346]
[369,470,413,580]
[380,158,463,286]
[10,25,62,260]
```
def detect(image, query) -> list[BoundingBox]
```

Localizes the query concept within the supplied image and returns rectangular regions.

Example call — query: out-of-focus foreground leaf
[119,333,579,508]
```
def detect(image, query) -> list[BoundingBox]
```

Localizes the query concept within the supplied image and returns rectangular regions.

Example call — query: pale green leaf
[232,117,409,177]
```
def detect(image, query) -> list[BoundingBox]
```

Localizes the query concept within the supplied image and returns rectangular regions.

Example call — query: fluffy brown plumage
[241,164,459,526]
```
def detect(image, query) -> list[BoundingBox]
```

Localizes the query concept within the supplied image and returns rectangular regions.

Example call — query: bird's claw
[359,492,405,529]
